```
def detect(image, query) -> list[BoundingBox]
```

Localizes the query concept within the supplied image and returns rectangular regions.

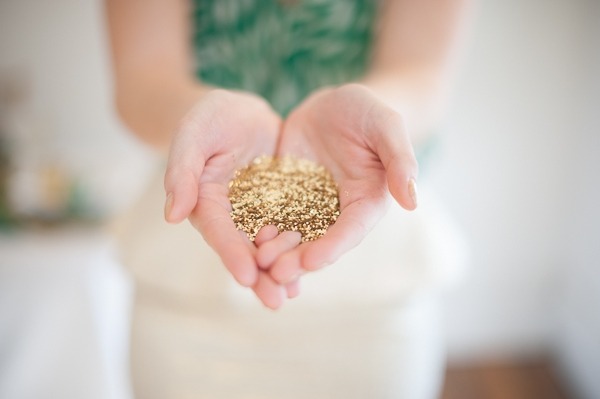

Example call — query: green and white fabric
[192,0,377,115]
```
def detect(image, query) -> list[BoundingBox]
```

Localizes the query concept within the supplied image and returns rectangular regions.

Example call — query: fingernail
[408,178,418,209]
[279,271,304,285]
[281,273,300,285]
[164,192,174,221]
[318,261,330,269]
[304,261,329,272]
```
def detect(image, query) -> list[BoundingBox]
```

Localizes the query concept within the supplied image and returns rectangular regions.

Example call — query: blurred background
[0,0,598,398]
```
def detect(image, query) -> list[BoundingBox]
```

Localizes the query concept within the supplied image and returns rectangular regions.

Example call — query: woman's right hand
[163,89,292,306]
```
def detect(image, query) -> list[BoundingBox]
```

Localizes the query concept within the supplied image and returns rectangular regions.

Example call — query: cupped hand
[164,89,295,306]
[252,226,302,309]
[259,84,419,284]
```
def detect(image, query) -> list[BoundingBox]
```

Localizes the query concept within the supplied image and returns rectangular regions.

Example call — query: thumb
[365,104,419,210]
[164,122,208,224]
[164,162,203,223]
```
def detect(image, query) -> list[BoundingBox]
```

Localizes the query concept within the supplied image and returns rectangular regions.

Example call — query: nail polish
[408,178,418,209]
[164,192,174,221]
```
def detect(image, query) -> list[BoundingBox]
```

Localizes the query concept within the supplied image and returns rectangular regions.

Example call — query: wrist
[358,70,446,147]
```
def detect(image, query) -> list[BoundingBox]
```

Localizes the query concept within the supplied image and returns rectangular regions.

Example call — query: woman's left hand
[257,84,419,284]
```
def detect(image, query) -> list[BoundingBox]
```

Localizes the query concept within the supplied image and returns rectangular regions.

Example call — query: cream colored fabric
[130,290,445,399]
[113,168,465,307]
[112,167,466,398]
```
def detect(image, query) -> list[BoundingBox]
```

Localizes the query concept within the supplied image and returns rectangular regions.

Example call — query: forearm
[105,0,209,152]
[113,75,210,152]
[360,68,450,148]
[361,0,473,147]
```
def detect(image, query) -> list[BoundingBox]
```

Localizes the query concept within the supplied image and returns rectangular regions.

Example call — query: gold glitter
[228,156,340,242]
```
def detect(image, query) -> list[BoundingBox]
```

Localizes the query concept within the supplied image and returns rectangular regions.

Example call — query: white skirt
[112,167,467,399]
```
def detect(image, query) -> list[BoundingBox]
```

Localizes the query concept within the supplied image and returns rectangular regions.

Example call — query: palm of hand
[166,85,418,309]
[259,84,418,286]
[165,90,282,288]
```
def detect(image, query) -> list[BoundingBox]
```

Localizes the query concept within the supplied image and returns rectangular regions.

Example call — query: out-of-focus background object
[0,3,154,229]
[0,1,154,398]
[0,0,598,399]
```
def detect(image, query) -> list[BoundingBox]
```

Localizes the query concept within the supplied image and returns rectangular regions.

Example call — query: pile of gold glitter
[228,156,340,242]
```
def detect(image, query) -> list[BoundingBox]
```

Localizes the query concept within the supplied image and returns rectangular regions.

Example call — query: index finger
[364,102,419,210]
[190,185,258,287]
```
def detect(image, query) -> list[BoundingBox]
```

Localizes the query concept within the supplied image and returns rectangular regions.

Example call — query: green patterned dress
[191,0,378,116]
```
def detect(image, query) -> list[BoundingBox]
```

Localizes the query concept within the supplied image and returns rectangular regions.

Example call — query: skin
[105,0,472,309]
[262,84,419,285]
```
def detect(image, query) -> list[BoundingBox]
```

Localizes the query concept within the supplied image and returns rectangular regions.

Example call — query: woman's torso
[192,0,378,115]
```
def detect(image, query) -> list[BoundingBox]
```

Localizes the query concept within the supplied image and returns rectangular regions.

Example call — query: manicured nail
[286,282,301,299]
[304,261,329,272]
[164,192,174,221]
[318,261,330,269]
[280,273,301,285]
[408,178,418,209]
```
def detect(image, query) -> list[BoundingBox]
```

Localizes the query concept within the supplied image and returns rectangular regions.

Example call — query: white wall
[553,3,600,398]
[0,0,155,217]
[429,0,597,359]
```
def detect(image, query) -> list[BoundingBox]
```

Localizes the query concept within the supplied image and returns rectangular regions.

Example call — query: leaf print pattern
[192,0,377,116]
